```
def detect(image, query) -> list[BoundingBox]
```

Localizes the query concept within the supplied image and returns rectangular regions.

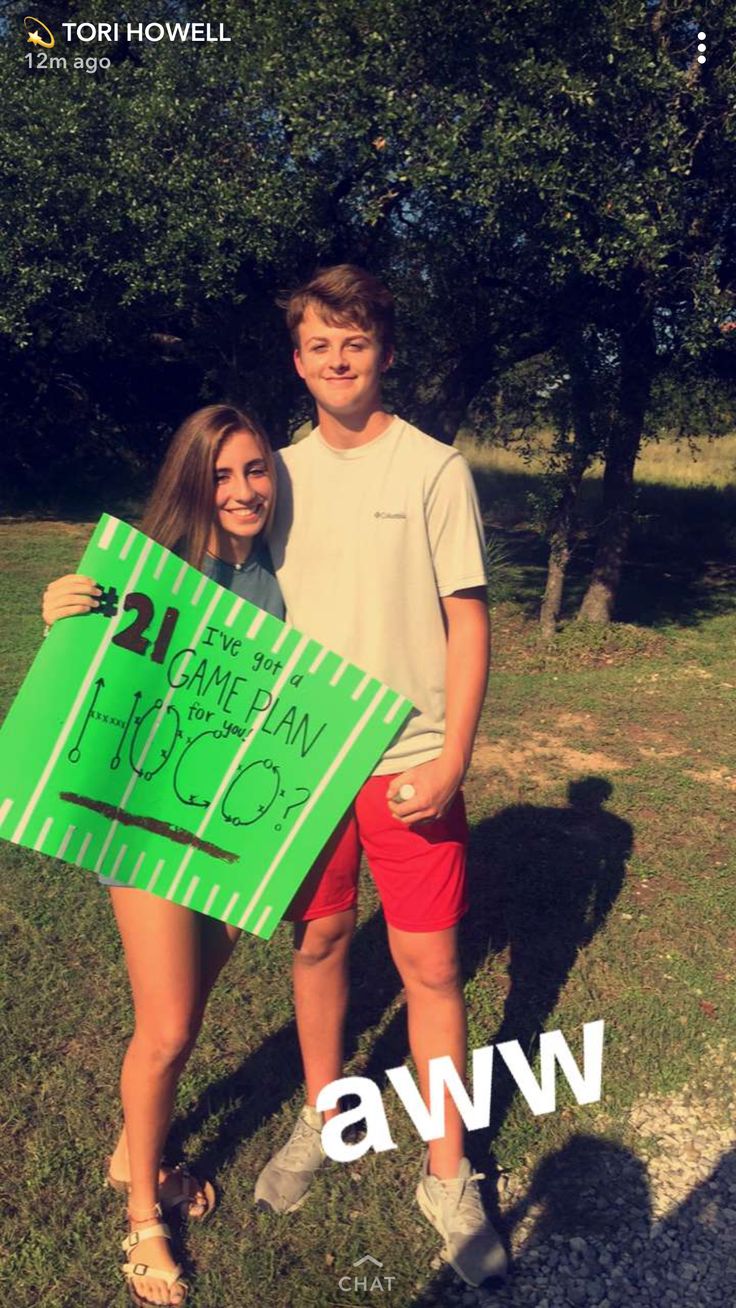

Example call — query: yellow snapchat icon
[24,16,55,49]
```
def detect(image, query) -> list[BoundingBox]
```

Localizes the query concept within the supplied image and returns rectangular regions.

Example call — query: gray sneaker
[254,1104,326,1213]
[416,1154,508,1286]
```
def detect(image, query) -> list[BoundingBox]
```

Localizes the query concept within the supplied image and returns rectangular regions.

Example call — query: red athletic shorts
[285,774,468,933]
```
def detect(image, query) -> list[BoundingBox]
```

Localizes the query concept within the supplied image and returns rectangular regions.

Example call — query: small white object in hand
[398,783,416,801]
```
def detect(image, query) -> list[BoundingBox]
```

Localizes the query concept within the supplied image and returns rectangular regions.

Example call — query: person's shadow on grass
[408,1136,736,1306]
[469,775,632,1148]
[362,775,632,1152]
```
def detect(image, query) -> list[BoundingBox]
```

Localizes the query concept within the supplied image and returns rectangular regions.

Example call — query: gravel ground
[412,1052,735,1308]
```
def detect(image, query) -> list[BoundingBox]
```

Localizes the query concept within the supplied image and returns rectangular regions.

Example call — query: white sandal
[121,1204,189,1306]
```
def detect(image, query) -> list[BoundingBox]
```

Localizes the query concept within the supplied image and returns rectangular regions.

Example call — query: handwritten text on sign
[0,516,412,938]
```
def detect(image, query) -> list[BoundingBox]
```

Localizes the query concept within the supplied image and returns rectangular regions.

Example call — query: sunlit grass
[459,431,736,489]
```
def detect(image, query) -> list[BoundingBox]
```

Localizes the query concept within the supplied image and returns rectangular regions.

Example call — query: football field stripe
[203,884,220,915]
[181,876,199,908]
[166,866,187,901]
[75,832,93,866]
[98,517,118,551]
[192,574,208,605]
[330,660,348,687]
[246,611,267,639]
[56,824,76,859]
[120,527,137,560]
[172,562,189,594]
[384,695,406,723]
[223,892,240,921]
[34,816,53,852]
[128,851,145,885]
[109,844,128,879]
[0,798,12,829]
[252,906,272,937]
[146,858,165,893]
[225,597,244,627]
[271,624,292,653]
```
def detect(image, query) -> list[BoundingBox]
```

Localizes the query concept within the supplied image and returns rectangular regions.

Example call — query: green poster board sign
[0,516,412,939]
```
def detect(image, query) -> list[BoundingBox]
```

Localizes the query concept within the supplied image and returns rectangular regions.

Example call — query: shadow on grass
[466,777,631,1149]
[170,778,631,1228]
[408,1138,736,1306]
[361,777,631,1149]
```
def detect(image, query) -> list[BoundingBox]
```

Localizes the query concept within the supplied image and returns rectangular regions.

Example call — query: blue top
[201,541,285,620]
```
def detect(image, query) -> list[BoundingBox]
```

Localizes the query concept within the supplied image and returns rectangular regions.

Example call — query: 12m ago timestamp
[25,51,111,73]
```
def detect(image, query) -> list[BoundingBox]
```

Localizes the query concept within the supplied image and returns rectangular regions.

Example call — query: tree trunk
[540,528,570,639]
[578,280,656,623]
[539,332,597,637]
[411,342,496,444]
[576,434,640,622]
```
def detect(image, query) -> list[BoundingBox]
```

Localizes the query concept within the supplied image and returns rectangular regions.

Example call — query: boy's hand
[386,753,465,826]
[42,575,102,626]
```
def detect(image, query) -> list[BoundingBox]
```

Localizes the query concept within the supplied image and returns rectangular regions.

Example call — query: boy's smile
[294,305,393,430]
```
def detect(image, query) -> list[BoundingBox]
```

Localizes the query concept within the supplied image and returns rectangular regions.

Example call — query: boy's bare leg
[292,910,356,1115]
[253,909,356,1213]
[386,924,466,1177]
[388,922,507,1284]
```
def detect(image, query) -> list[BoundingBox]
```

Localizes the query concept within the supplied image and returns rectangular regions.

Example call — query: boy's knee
[293,916,353,967]
[396,950,462,996]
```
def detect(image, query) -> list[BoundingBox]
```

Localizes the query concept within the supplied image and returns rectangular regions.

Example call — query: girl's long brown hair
[141,405,276,570]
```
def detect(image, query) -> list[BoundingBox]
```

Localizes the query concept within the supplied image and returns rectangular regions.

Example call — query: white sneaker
[254,1104,326,1213]
[416,1154,508,1286]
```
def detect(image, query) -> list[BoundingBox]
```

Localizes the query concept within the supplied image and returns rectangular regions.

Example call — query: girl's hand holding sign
[42,574,102,625]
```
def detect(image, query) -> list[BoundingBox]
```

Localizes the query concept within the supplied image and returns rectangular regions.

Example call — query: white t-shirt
[269,416,487,774]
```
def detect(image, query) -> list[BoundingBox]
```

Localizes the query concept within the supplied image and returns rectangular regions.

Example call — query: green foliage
[485,530,523,605]
[1,0,735,500]
[546,618,664,667]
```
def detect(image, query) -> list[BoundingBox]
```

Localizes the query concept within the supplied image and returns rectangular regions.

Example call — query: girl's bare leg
[109,889,239,1305]
[108,908,239,1201]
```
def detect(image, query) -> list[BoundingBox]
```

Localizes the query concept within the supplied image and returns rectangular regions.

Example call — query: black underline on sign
[59,793,238,863]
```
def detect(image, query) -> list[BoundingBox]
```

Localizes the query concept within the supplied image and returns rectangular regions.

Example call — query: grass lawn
[1,443,734,1307]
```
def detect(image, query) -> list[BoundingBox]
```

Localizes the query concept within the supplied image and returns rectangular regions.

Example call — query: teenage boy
[258,265,507,1287]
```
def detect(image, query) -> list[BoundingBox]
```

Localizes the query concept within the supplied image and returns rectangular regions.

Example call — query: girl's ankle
[128,1201,163,1225]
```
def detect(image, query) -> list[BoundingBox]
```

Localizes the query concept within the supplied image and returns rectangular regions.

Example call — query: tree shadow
[469,777,631,1149]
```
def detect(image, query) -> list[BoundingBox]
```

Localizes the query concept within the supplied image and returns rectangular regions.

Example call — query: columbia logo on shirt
[374,511,407,520]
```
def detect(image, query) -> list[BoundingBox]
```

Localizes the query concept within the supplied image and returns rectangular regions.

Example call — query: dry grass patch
[684,767,736,792]
[471,736,627,790]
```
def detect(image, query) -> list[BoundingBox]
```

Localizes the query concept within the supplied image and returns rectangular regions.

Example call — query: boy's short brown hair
[280,264,395,357]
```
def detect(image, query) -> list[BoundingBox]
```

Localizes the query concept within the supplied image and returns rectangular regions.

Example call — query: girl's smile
[210,429,273,564]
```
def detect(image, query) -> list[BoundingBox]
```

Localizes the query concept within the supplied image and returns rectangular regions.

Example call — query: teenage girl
[42,405,284,1307]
